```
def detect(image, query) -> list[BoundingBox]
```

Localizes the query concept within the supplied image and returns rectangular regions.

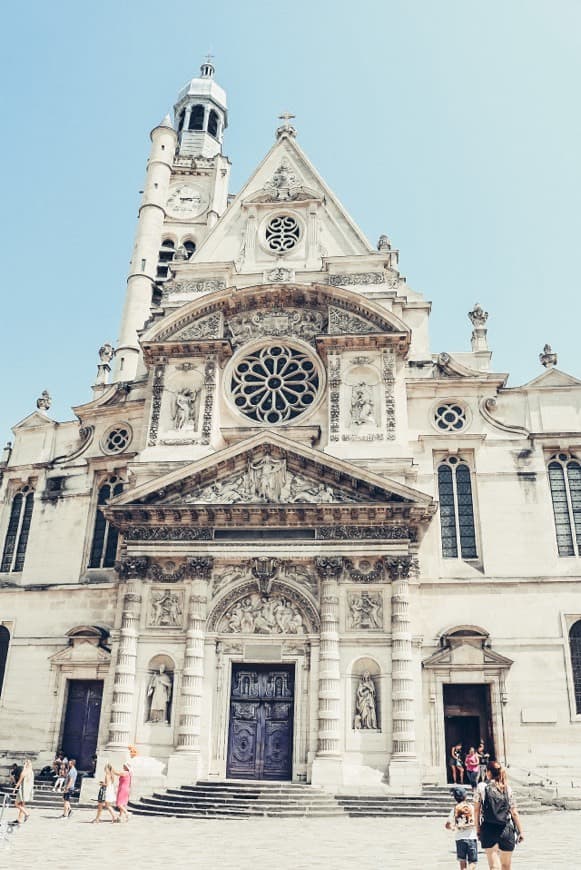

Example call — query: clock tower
[114,60,231,382]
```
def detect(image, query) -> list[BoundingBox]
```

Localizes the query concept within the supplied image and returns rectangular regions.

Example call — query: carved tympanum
[220,592,305,635]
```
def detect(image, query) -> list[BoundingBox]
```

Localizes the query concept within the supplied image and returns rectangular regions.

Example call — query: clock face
[166,184,208,219]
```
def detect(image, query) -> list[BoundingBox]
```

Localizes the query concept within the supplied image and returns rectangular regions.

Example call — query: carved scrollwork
[344,558,385,584]
[316,525,417,542]
[315,557,344,580]
[327,273,386,287]
[115,557,149,579]
[328,306,382,335]
[122,527,213,542]
[385,556,418,581]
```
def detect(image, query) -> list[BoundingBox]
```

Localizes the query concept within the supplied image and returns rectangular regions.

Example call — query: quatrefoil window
[434,403,467,432]
[230,344,320,425]
[265,215,300,253]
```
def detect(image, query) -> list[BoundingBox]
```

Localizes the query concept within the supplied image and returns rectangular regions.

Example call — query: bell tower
[174,59,228,159]
[113,61,231,382]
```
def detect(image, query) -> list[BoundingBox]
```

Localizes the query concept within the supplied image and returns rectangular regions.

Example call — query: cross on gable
[278,111,296,126]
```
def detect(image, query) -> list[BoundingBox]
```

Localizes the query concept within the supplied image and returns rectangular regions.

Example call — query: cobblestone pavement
[1,809,578,869]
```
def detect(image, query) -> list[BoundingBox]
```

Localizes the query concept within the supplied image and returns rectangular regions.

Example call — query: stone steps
[0,778,82,810]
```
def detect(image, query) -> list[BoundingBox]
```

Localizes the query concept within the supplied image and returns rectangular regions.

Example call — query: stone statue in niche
[354,671,378,730]
[348,591,383,629]
[220,592,305,635]
[350,383,376,426]
[147,664,173,723]
[172,387,200,430]
[149,590,183,627]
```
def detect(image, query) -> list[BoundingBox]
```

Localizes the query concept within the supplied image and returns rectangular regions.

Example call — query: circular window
[434,403,467,432]
[265,215,300,253]
[102,424,132,454]
[230,344,320,425]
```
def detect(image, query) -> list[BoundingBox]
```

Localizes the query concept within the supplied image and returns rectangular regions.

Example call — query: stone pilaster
[107,558,148,748]
[386,556,420,792]
[312,557,343,786]
[167,557,213,785]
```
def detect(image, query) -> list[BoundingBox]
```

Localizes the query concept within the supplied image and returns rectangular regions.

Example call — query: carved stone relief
[328,353,341,442]
[317,525,416,542]
[382,349,396,441]
[180,454,359,505]
[348,590,383,630]
[262,158,303,201]
[162,278,226,297]
[211,559,317,598]
[148,366,165,446]
[225,308,326,347]
[172,313,222,341]
[353,671,378,730]
[328,306,382,335]
[148,589,184,628]
[341,357,382,441]
[219,591,305,635]
[157,364,205,446]
[327,273,386,287]
[123,527,213,542]
[344,558,386,584]
[146,665,173,724]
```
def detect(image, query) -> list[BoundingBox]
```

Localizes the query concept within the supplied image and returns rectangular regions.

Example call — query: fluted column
[386,556,420,791]
[311,557,343,786]
[168,558,213,784]
[107,558,148,747]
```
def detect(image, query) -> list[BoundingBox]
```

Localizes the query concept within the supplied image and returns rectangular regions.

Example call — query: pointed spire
[159,113,174,129]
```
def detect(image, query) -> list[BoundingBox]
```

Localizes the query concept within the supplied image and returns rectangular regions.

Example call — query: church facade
[1,63,580,795]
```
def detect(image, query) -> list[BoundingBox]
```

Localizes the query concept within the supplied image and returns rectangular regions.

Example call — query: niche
[351,656,381,731]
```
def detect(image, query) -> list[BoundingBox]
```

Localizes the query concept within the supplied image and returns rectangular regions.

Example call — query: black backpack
[482,783,511,826]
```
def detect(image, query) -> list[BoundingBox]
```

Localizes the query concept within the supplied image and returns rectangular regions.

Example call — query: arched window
[1,486,34,572]
[437,457,478,559]
[548,453,581,556]
[88,476,123,569]
[177,109,186,132]
[156,239,175,280]
[569,621,581,714]
[0,625,9,697]
[188,104,204,131]
[208,109,219,138]
[182,240,196,259]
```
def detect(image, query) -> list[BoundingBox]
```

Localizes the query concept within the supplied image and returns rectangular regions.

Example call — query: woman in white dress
[91,763,118,823]
[13,758,34,824]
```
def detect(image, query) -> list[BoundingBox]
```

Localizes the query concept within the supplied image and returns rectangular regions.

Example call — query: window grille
[569,620,581,714]
[88,476,124,569]
[1,487,34,573]
[437,457,478,559]
[265,215,300,253]
[548,453,581,556]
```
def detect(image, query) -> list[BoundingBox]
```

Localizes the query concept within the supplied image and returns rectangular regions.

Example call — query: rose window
[231,344,320,424]
[103,424,132,454]
[434,403,467,432]
[265,215,300,253]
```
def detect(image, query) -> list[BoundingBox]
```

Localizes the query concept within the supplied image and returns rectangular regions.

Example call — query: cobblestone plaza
[1,811,578,869]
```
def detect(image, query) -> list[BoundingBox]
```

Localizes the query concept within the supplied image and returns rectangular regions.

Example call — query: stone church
[1,62,580,797]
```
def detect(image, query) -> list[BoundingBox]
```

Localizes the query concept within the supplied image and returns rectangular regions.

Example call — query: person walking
[450,743,464,784]
[114,763,132,822]
[445,786,478,870]
[91,763,118,823]
[475,761,524,869]
[465,746,481,792]
[477,742,490,783]
[13,759,34,825]
[61,759,77,819]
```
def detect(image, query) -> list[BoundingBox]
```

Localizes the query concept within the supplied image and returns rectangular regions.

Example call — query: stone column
[106,558,148,748]
[386,556,420,792]
[167,557,213,786]
[311,557,343,787]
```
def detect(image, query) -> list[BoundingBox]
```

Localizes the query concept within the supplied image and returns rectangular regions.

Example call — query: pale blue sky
[1,0,580,437]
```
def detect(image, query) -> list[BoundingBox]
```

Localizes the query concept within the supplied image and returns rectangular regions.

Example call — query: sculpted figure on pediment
[220,591,305,635]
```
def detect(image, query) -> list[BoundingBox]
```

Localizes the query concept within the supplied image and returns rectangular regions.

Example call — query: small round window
[434,403,467,432]
[265,215,300,253]
[230,343,320,425]
[102,424,132,454]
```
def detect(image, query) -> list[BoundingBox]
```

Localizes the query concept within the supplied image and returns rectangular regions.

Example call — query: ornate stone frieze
[266,267,294,283]
[115,557,149,579]
[145,557,213,583]
[328,306,382,335]
[181,454,360,505]
[172,313,222,341]
[201,358,216,445]
[219,591,306,635]
[148,366,165,446]
[344,558,385,584]
[316,525,416,541]
[382,348,396,440]
[162,278,226,296]
[212,559,316,599]
[348,591,383,630]
[148,589,184,627]
[327,273,386,287]
[225,308,326,347]
[122,527,213,542]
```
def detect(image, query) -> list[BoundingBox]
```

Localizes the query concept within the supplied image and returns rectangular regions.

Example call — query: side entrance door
[227,664,294,780]
[61,680,103,772]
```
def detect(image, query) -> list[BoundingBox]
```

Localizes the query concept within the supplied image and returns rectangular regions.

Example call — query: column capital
[188,556,214,580]
[115,556,149,579]
[386,556,418,581]
[315,556,344,580]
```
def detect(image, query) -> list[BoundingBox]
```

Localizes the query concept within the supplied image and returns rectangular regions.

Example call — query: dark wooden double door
[61,680,103,772]
[227,664,294,780]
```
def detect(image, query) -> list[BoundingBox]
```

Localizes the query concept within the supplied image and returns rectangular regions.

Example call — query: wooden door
[227,664,294,780]
[61,680,103,772]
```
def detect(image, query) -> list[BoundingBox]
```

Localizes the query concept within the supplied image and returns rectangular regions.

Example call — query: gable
[188,133,374,268]
[520,367,581,390]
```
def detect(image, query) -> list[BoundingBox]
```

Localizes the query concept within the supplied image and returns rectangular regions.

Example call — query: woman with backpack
[474,761,525,868]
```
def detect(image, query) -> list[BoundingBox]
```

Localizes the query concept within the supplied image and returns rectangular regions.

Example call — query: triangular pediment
[110,431,434,513]
[423,639,513,670]
[520,367,581,390]
[12,410,56,431]
[49,639,111,666]
[189,133,374,267]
